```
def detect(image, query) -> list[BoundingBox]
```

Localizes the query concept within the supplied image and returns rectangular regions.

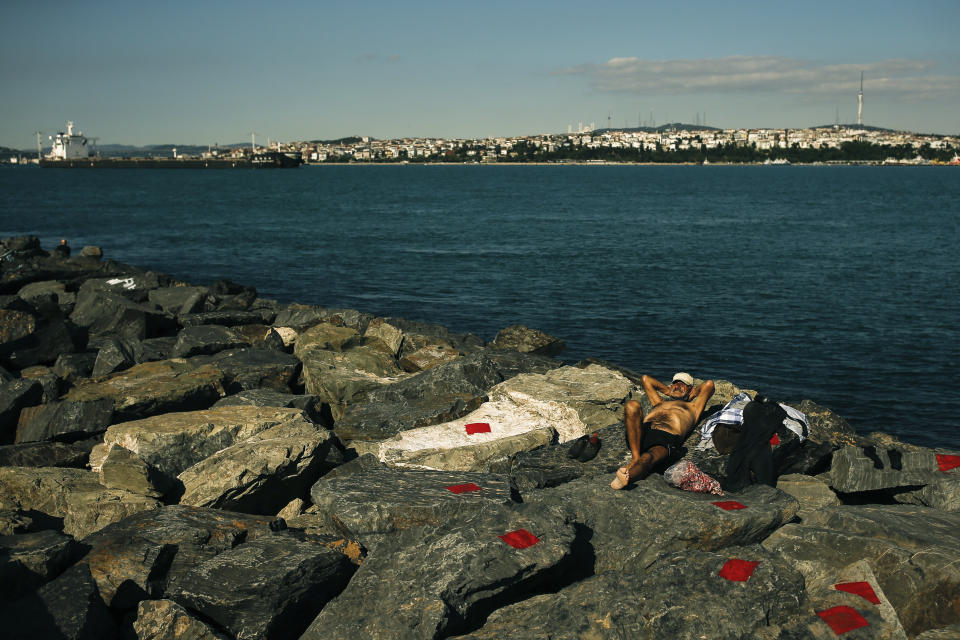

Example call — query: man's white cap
[672,372,694,386]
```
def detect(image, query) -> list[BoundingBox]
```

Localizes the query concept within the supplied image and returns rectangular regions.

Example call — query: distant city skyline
[2,0,958,148]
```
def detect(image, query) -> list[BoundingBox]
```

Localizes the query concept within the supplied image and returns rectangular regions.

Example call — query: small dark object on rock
[578,432,601,462]
[269,518,287,532]
[567,435,589,459]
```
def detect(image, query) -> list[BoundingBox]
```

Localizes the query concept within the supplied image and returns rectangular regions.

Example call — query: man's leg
[624,399,644,467]
[613,400,666,489]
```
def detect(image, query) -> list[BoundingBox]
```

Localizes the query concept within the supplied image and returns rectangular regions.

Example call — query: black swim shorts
[642,428,684,456]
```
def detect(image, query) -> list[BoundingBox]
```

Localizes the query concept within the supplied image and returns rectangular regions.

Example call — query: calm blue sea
[2,165,958,449]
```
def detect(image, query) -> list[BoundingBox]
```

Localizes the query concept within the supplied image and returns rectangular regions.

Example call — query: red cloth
[834,581,881,605]
[817,605,869,635]
[664,460,724,495]
[718,559,760,582]
[499,529,540,549]
[936,454,960,472]
[712,500,747,511]
[446,483,481,494]
[769,433,781,446]
[465,422,492,435]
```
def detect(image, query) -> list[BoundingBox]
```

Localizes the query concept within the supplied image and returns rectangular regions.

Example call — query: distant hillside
[307,136,365,145]
[592,123,722,135]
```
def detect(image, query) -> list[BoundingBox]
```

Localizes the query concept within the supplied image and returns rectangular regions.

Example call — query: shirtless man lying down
[611,372,715,489]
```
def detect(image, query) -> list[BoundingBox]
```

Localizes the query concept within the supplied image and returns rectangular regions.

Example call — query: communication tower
[857,72,863,126]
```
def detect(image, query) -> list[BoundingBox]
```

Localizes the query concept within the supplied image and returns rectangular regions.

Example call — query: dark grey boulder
[763,504,960,636]
[309,455,515,546]
[140,335,178,361]
[207,347,301,394]
[456,545,808,640]
[0,563,118,640]
[179,310,269,327]
[0,308,84,369]
[0,440,89,468]
[77,273,166,304]
[792,398,859,446]
[14,398,114,443]
[91,336,143,377]
[147,285,210,315]
[168,532,356,640]
[131,599,230,640]
[0,378,43,443]
[0,529,88,601]
[827,444,943,493]
[52,352,98,383]
[334,351,559,443]
[70,289,175,341]
[274,305,373,333]
[385,315,486,357]
[490,323,566,357]
[213,388,329,426]
[78,505,282,611]
[170,325,250,358]
[301,502,576,640]
[524,474,799,573]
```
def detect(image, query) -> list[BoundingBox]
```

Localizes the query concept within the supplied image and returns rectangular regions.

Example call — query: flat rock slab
[213,388,327,426]
[78,505,281,611]
[0,466,160,539]
[777,473,842,520]
[178,422,333,514]
[763,504,960,636]
[64,358,227,422]
[895,476,960,512]
[310,459,515,544]
[0,529,87,601]
[525,474,799,573]
[0,563,118,640]
[131,599,230,640]
[206,347,301,394]
[15,398,114,443]
[91,405,316,478]
[828,444,943,493]
[302,502,576,640]
[171,325,250,358]
[167,532,356,640]
[455,545,808,640]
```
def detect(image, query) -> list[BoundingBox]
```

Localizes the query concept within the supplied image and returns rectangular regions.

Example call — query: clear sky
[2,0,958,148]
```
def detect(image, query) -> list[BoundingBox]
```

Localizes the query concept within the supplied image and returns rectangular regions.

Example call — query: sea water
[2,164,958,449]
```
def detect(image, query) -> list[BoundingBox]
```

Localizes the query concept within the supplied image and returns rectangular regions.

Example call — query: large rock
[64,358,227,422]
[0,441,89,468]
[213,388,328,426]
[52,352,98,383]
[298,339,404,417]
[763,504,960,636]
[309,456,515,546]
[131,599,230,640]
[827,444,943,493]
[0,466,160,539]
[98,445,173,499]
[490,323,566,357]
[525,474,799,573]
[15,398,114,443]
[895,476,960,512]
[91,405,317,478]
[206,347,301,393]
[170,325,250,358]
[179,310,268,327]
[776,473,842,520]
[17,280,75,309]
[0,306,84,369]
[0,378,44,443]
[178,421,334,514]
[91,336,143,377]
[70,290,175,341]
[78,505,282,611]
[0,563,118,640]
[456,546,809,640]
[167,533,356,640]
[77,274,166,303]
[0,529,87,601]
[147,285,210,315]
[301,503,576,640]
[274,305,373,333]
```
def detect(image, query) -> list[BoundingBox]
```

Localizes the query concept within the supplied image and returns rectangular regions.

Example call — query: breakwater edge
[0,236,958,638]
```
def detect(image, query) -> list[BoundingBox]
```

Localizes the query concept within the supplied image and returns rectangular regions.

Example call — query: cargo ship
[39,122,302,169]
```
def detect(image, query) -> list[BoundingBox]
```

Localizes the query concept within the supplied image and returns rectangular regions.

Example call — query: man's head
[668,372,694,399]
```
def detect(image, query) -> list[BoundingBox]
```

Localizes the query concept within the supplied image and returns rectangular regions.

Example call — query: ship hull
[40,152,302,169]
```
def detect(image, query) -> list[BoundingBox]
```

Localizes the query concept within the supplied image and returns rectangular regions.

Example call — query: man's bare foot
[610,466,631,490]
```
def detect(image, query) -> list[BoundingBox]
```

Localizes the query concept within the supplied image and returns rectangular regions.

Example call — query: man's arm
[688,380,716,420]
[640,374,669,406]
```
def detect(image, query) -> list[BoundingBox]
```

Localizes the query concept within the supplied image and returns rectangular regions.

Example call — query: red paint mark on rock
[769,433,781,446]
[499,529,540,549]
[712,500,747,511]
[465,423,492,435]
[718,559,760,582]
[936,454,960,472]
[817,605,869,635]
[834,581,881,604]
[446,483,481,494]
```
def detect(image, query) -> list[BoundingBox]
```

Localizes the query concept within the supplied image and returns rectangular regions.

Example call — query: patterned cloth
[664,460,724,496]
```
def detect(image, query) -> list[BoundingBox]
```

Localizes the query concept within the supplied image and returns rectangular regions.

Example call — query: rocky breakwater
[0,234,957,639]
